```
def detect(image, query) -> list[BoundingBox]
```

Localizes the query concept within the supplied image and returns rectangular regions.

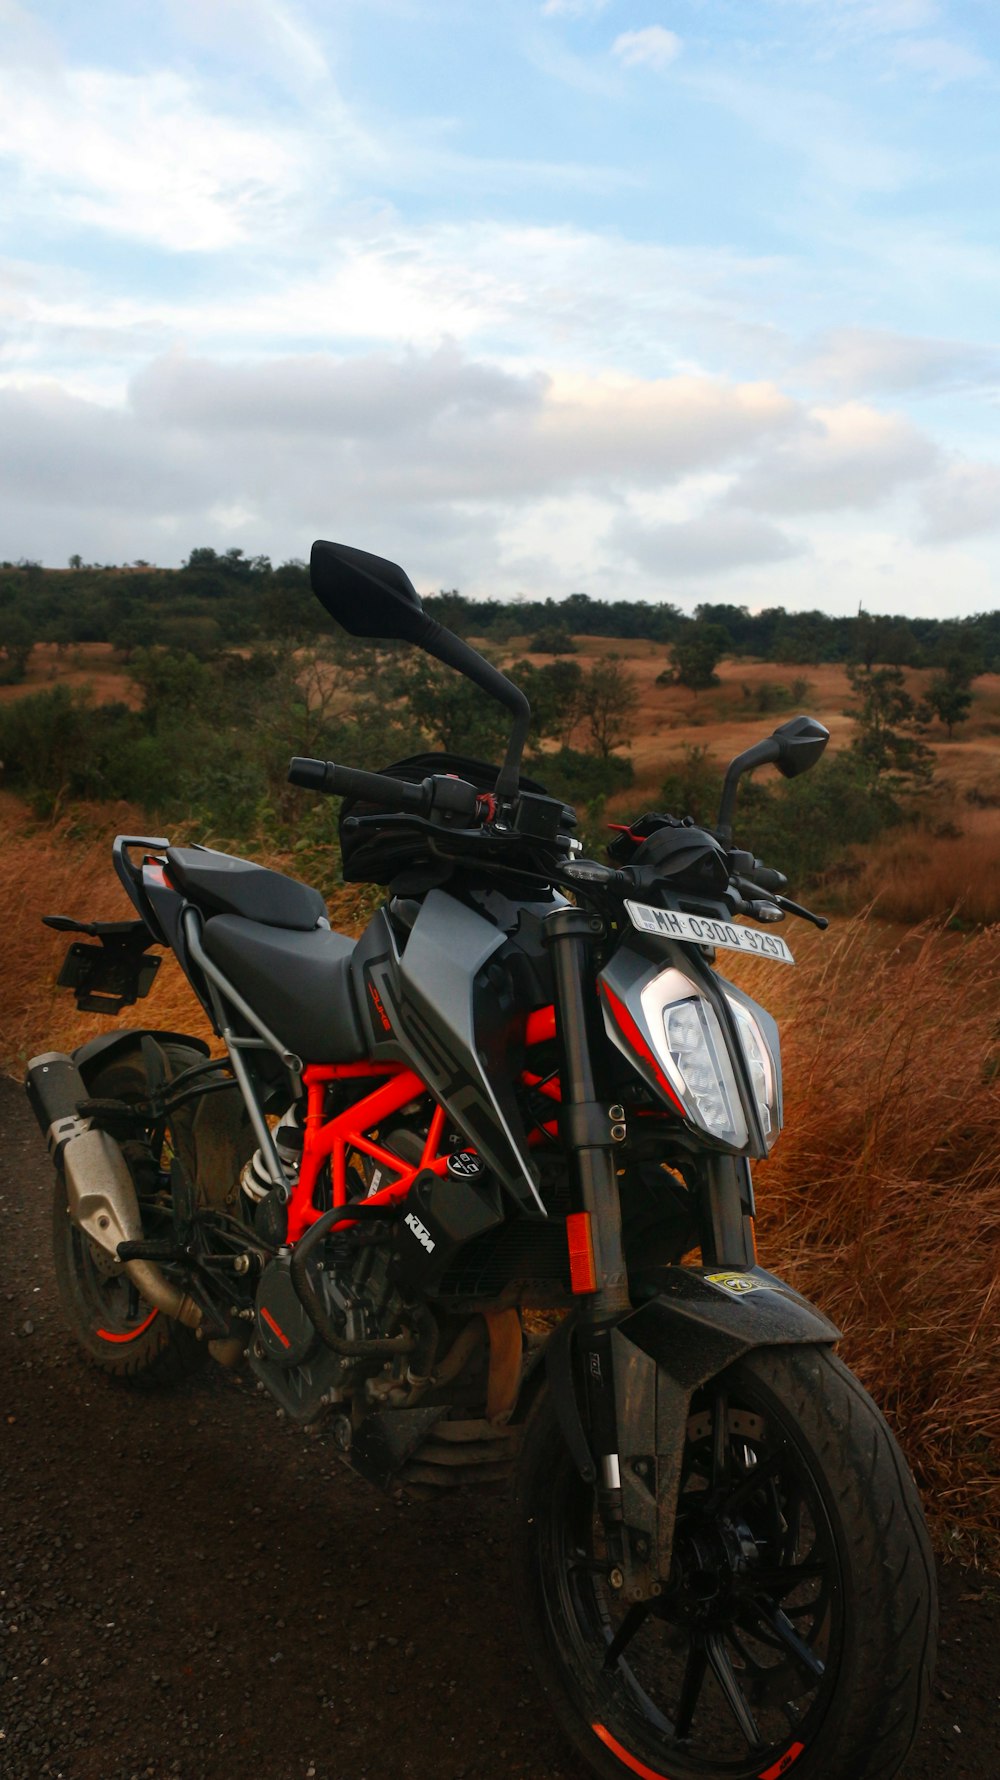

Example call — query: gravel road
[1,1077,996,1780]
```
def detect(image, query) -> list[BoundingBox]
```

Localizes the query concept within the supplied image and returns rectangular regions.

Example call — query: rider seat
[202,915,366,1063]
[166,847,328,931]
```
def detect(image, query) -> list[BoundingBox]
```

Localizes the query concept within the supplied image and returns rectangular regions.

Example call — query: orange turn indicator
[567,1212,598,1295]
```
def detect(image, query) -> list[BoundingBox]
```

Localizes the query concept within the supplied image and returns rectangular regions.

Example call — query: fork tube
[544,907,630,1325]
[545,906,630,1535]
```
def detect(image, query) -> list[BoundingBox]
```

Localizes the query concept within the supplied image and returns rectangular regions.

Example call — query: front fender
[619,1266,838,1585]
[546,1266,839,1593]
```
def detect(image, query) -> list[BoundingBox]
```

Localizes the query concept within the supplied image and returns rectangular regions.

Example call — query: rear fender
[547,1265,839,1594]
[73,1028,210,1087]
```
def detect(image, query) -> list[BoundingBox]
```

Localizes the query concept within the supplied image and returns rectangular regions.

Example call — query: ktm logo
[404,1212,435,1253]
[367,979,392,1032]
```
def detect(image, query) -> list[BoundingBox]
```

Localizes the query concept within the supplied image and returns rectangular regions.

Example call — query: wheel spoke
[752,1602,826,1680]
[603,1601,653,1670]
[720,1453,783,1512]
[747,1562,826,1597]
[705,1632,763,1748]
[673,1642,708,1740]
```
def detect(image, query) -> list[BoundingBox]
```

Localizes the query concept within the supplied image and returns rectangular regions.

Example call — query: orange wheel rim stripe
[594,1724,806,1780]
[592,1724,673,1780]
[759,1742,805,1779]
[96,1307,159,1344]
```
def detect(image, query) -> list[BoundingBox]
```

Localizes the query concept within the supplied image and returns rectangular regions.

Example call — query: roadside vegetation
[2,547,999,1551]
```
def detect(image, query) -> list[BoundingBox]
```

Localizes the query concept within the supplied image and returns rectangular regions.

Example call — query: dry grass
[0,795,370,1065]
[850,812,1000,927]
[732,918,1000,1556]
[0,642,138,708]
[1,798,998,1552]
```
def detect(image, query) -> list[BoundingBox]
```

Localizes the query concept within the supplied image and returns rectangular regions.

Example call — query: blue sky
[1,0,998,615]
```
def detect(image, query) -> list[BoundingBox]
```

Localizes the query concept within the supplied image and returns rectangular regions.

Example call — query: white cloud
[893,36,991,86]
[164,0,331,88]
[0,349,800,583]
[730,401,938,515]
[611,27,682,72]
[920,461,1000,542]
[0,64,305,251]
[611,508,804,577]
[799,327,1000,396]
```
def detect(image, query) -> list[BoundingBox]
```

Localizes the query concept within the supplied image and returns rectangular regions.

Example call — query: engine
[249,1239,405,1422]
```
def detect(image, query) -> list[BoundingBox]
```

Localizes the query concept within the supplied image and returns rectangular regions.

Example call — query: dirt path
[0,1078,996,1780]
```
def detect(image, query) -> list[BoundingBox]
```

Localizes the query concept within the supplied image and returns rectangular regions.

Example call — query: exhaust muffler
[25,1051,201,1331]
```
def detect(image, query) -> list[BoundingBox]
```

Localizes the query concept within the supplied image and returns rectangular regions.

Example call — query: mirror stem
[716,738,781,846]
[421,620,531,800]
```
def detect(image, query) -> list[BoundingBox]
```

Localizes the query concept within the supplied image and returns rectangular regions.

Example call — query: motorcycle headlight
[726,994,780,1151]
[639,971,749,1147]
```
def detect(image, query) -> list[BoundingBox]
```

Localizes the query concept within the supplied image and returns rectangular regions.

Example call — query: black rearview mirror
[716,713,830,843]
[771,714,830,780]
[309,538,531,799]
[310,540,431,644]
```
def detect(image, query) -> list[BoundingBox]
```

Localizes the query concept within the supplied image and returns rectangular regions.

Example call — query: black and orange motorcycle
[27,541,935,1780]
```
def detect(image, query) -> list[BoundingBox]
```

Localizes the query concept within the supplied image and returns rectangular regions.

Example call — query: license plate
[625,900,795,965]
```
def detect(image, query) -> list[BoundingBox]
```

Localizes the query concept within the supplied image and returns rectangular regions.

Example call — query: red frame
[285,1004,562,1244]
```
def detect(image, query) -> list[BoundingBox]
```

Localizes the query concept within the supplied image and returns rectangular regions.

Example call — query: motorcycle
[26,539,936,1780]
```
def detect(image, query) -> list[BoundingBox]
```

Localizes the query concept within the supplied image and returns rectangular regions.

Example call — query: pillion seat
[202,915,366,1063]
[165,847,328,931]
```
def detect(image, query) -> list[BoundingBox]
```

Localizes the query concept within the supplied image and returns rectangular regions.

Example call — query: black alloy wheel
[514,1344,936,1780]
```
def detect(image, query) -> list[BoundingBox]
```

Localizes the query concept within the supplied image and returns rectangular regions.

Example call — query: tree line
[0,547,996,683]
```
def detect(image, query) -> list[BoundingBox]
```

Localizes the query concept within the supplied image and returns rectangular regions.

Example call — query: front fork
[544,907,756,1595]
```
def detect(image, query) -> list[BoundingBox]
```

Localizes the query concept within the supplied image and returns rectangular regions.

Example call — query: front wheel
[513,1343,936,1780]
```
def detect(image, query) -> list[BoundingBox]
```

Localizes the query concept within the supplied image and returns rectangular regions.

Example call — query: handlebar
[289,756,431,811]
[287,756,482,821]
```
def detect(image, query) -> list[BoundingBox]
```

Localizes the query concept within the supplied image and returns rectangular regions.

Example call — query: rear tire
[512,1342,936,1780]
[52,1042,242,1389]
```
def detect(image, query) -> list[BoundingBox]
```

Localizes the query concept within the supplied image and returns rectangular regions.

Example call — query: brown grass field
[1,640,999,1555]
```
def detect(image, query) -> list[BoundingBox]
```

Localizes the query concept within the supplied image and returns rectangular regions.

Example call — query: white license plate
[625,899,795,964]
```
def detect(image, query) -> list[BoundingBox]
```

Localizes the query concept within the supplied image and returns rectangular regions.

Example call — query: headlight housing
[639,968,749,1147]
[600,952,784,1156]
[725,992,781,1151]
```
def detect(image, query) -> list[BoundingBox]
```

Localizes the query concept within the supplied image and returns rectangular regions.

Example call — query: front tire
[513,1342,936,1780]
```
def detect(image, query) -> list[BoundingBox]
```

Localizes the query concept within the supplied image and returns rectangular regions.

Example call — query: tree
[397,656,510,759]
[846,662,932,786]
[923,662,973,739]
[668,622,728,689]
[68,554,83,571]
[580,656,639,758]
[0,609,33,684]
[512,658,585,748]
[529,625,578,655]
[848,612,917,669]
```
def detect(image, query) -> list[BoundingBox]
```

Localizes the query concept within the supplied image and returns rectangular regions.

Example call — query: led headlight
[638,968,749,1147]
[725,993,780,1151]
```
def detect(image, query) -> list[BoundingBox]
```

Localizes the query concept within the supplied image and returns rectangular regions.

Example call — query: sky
[1,0,999,616]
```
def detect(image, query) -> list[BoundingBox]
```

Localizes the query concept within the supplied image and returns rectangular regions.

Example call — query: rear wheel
[52,1042,231,1388]
[513,1343,936,1780]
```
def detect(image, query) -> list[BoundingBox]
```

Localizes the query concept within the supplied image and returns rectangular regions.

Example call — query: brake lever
[772,892,829,931]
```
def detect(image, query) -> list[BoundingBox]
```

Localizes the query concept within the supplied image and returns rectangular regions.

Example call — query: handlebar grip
[287,757,429,813]
[749,860,788,893]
